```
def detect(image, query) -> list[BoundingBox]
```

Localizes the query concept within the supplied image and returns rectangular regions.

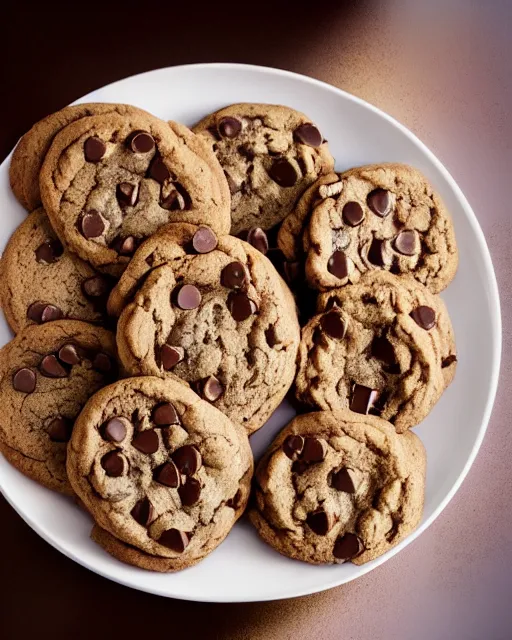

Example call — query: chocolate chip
[116,182,139,207]
[394,230,417,256]
[155,460,180,488]
[174,284,201,310]
[221,261,247,289]
[172,445,202,476]
[246,227,269,255]
[132,429,159,454]
[102,417,129,443]
[160,187,185,211]
[35,239,63,264]
[13,368,36,393]
[350,384,379,414]
[178,477,201,506]
[42,304,63,323]
[80,211,105,239]
[268,158,299,187]
[101,451,125,477]
[201,375,224,402]
[84,136,106,162]
[92,352,113,373]
[342,201,365,227]
[306,509,333,535]
[130,497,154,526]
[294,123,323,147]
[367,188,392,217]
[40,355,67,378]
[227,489,243,509]
[228,292,257,321]
[218,116,242,138]
[192,227,218,254]
[148,156,170,183]
[27,301,46,323]
[442,354,457,368]
[152,402,179,426]
[127,131,155,153]
[302,437,326,463]
[158,528,189,553]
[320,310,346,339]
[82,275,110,298]
[333,533,364,560]
[265,325,281,348]
[283,435,304,460]
[371,336,396,367]
[238,143,255,161]
[47,416,73,442]
[331,468,357,493]
[410,306,436,330]
[328,250,348,279]
[111,235,137,256]
[367,238,385,266]
[161,344,185,370]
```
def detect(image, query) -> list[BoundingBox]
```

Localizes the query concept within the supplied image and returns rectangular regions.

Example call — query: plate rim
[0,62,502,602]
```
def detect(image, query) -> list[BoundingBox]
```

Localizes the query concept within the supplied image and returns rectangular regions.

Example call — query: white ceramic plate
[0,63,501,602]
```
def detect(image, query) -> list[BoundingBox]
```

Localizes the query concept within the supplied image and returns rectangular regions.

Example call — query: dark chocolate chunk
[102,417,129,443]
[178,477,201,506]
[84,137,106,162]
[333,533,364,560]
[350,384,379,414]
[283,435,304,460]
[218,117,242,138]
[367,188,392,217]
[152,402,179,426]
[192,227,218,254]
[246,227,269,255]
[158,528,189,552]
[221,261,247,289]
[268,158,298,187]
[331,468,357,493]
[130,496,154,526]
[127,131,155,153]
[175,284,202,310]
[161,344,185,370]
[132,429,159,454]
[58,344,81,366]
[47,417,73,442]
[367,238,385,266]
[294,123,323,147]
[172,445,201,476]
[40,354,67,378]
[116,182,139,207]
[200,375,224,402]
[82,275,110,298]
[92,352,113,373]
[342,201,365,227]
[101,451,125,477]
[371,336,396,367]
[13,368,36,393]
[155,460,180,488]
[306,509,333,535]
[302,437,326,463]
[328,251,348,279]
[227,291,257,321]
[80,211,105,239]
[35,239,63,264]
[320,310,346,339]
[148,156,170,183]
[410,306,436,330]
[394,230,417,256]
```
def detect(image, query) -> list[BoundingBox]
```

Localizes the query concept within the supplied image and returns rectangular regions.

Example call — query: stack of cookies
[0,101,457,572]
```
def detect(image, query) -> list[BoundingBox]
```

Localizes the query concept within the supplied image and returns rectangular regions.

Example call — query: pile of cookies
[0,101,457,572]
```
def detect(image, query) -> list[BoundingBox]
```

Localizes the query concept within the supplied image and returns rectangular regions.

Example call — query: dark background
[1,1,511,638]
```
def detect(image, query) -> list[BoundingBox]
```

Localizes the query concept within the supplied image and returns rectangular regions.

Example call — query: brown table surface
[1,1,511,638]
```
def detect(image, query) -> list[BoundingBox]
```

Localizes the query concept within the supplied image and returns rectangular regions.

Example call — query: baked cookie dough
[194,103,334,234]
[0,320,117,494]
[40,110,230,276]
[0,208,114,333]
[278,164,458,294]
[250,409,426,565]
[67,376,253,572]
[295,271,457,432]
[109,223,300,434]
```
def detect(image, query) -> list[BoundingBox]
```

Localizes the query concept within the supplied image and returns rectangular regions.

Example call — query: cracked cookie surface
[0,208,114,333]
[278,163,458,293]
[40,110,230,276]
[249,410,426,565]
[66,376,253,572]
[9,103,149,211]
[295,271,457,432]
[109,223,300,434]
[194,103,334,235]
[0,320,117,494]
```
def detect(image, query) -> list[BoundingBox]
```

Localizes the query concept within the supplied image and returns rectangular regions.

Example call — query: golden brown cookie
[194,103,334,234]
[0,320,117,494]
[108,223,300,434]
[0,208,114,333]
[278,164,458,294]
[295,271,457,432]
[67,376,253,572]
[40,110,231,276]
[249,409,426,565]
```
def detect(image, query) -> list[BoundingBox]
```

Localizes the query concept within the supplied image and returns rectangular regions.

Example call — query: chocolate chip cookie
[295,271,457,432]
[66,376,253,572]
[40,111,231,276]
[0,208,114,333]
[108,223,300,434]
[278,164,458,294]
[193,103,334,235]
[9,103,149,211]
[0,320,117,494]
[249,409,426,565]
